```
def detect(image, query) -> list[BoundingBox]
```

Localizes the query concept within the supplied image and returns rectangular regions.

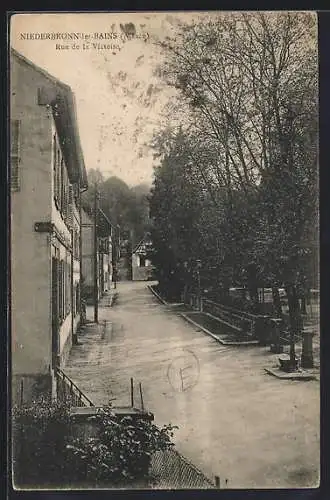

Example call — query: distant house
[132,235,154,281]
[10,49,88,404]
[81,208,113,303]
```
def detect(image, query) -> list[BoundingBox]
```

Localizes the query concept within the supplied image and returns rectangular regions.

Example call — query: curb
[147,285,169,305]
[204,311,241,333]
[264,367,318,381]
[180,313,259,346]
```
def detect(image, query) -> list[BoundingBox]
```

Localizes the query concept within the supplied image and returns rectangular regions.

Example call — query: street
[65,281,319,489]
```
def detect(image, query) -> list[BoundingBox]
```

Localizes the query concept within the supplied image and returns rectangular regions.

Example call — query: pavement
[64,281,320,489]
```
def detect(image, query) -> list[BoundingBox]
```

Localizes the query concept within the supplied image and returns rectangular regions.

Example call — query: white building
[81,208,113,303]
[132,236,154,281]
[10,49,88,403]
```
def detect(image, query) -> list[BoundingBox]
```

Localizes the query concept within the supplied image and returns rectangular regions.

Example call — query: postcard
[9,11,319,491]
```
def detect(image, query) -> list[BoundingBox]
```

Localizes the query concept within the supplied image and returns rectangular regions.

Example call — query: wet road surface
[65,281,319,489]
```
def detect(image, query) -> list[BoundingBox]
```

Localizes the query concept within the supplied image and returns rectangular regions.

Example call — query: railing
[150,449,216,489]
[202,299,256,335]
[56,368,94,407]
[183,293,273,341]
[188,293,201,311]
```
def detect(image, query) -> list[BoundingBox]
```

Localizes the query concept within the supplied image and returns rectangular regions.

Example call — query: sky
[10,12,198,187]
[11,12,314,187]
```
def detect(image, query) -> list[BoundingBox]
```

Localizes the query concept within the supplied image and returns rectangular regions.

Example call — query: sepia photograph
[9,10,319,490]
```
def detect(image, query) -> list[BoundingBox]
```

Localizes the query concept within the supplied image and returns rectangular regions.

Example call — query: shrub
[12,400,178,488]
[66,406,178,486]
[12,397,72,488]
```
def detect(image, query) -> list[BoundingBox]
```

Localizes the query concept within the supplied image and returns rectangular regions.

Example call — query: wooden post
[301,329,314,369]
[270,318,284,354]
[130,377,134,407]
[180,368,184,392]
[20,378,24,406]
[139,382,145,411]
[71,228,78,345]
[94,186,99,324]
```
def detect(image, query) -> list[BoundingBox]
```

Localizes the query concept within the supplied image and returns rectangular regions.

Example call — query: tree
[152,12,318,361]
[82,172,151,246]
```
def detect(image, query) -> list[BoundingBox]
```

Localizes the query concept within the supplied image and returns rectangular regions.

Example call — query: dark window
[54,134,62,208]
[75,285,80,316]
[139,255,146,267]
[58,260,63,323]
[51,257,59,367]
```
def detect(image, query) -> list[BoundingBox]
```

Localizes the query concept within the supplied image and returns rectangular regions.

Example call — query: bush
[66,406,177,486]
[12,400,178,489]
[12,397,72,488]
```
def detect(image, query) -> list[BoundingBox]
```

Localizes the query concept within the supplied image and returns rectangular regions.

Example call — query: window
[53,131,71,225]
[67,185,73,228]
[58,260,64,322]
[75,285,80,316]
[71,229,80,259]
[139,255,146,267]
[53,133,62,207]
[60,157,65,215]
[65,254,72,316]
[11,120,21,191]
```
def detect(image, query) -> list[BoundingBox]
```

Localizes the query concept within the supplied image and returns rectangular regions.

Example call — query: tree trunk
[247,279,259,312]
[272,287,283,319]
[220,282,230,304]
[300,295,307,315]
[284,283,303,366]
[246,264,259,312]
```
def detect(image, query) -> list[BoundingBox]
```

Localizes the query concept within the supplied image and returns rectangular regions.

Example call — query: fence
[185,294,266,340]
[184,293,201,311]
[56,368,94,407]
[150,449,216,489]
[186,293,312,346]
[202,298,258,335]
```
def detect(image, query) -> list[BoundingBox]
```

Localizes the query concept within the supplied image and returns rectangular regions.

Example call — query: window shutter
[68,185,73,204]
[11,120,21,191]
[67,185,74,228]
[53,134,58,203]
[59,261,63,322]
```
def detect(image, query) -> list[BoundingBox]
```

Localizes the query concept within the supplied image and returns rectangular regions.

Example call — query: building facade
[132,236,155,281]
[81,208,113,303]
[10,49,88,403]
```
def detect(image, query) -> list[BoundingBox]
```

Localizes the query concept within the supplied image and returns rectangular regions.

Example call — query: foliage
[12,399,177,488]
[66,407,177,485]
[82,170,151,247]
[149,12,318,321]
[12,397,72,487]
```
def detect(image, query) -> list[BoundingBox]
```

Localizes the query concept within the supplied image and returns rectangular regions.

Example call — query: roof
[132,234,153,254]
[97,208,112,237]
[81,206,112,237]
[11,48,88,189]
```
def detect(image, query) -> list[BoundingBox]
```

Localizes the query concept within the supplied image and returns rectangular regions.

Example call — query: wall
[81,211,95,300]
[132,253,153,281]
[72,202,81,335]
[57,200,82,366]
[11,53,53,402]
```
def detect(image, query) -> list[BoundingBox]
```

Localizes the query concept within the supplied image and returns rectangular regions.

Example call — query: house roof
[81,206,112,237]
[132,234,152,254]
[97,208,112,237]
[11,48,88,189]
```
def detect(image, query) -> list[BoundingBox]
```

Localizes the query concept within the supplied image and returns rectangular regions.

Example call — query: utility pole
[113,224,121,289]
[94,185,99,323]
